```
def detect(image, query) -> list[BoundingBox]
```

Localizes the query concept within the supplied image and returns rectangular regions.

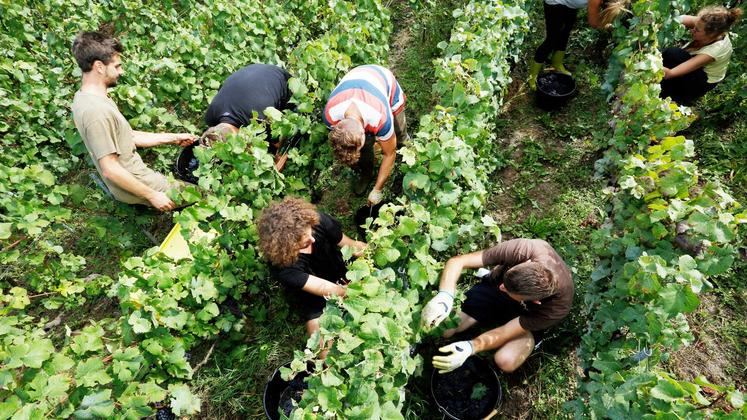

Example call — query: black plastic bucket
[431,356,502,420]
[535,72,577,111]
[263,362,310,420]
[173,144,200,184]
[353,201,388,238]
[353,201,405,239]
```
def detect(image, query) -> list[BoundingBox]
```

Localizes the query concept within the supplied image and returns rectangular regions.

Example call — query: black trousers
[660,47,717,105]
[534,2,579,62]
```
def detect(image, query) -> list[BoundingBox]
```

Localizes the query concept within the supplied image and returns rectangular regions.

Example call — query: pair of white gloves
[422,290,474,374]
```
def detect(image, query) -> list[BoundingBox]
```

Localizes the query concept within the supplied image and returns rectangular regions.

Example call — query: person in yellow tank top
[661,6,742,105]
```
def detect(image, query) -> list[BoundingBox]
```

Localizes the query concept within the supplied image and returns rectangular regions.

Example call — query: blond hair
[329,119,364,166]
[698,6,742,35]
[599,0,631,27]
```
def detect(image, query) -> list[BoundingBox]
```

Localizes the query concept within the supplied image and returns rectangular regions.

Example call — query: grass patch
[192,293,306,418]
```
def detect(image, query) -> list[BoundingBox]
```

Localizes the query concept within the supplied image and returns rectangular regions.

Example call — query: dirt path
[387,2,414,76]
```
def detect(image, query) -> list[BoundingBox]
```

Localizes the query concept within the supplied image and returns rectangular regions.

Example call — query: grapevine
[0,0,392,417]
[285,0,529,416]
[573,1,745,418]
[1,0,744,418]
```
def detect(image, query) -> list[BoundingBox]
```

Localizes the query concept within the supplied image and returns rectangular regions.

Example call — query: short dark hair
[71,31,123,72]
[504,262,556,301]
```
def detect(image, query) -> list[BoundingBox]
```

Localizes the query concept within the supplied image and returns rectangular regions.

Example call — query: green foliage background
[1,0,393,417]
[0,0,744,418]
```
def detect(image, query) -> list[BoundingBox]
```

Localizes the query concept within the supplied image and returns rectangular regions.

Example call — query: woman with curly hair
[661,5,742,105]
[257,197,366,337]
[323,65,409,206]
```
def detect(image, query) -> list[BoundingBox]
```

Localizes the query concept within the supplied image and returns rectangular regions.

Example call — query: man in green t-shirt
[71,31,196,211]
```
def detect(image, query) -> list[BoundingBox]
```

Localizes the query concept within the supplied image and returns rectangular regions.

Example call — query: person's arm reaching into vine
[587,0,604,28]
[663,54,714,79]
[301,275,347,298]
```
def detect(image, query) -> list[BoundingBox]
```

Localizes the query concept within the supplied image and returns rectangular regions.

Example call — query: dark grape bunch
[156,407,175,420]
[537,73,573,96]
[279,376,308,416]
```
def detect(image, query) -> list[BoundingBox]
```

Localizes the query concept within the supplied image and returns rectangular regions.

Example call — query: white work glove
[367,188,383,205]
[433,341,473,374]
[421,290,454,328]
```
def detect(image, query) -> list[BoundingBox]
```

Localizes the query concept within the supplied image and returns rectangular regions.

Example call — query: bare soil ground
[670,293,747,388]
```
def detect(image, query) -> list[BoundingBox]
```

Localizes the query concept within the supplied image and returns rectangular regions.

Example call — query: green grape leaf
[71,324,105,355]
[659,284,700,315]
[0,396,22,419]
[44,374,71,400]
[196,302,220,321]
[139,382,168,404]
[50,353,75,372]
[6,287,30,309]
[381,401,404,420]
[169,384,201,416]
[18,338,55,368]
[403,172,429,191]
[75,357,112,387]
[337,330,364,354]
[74,390,114,419]
[263,106,283,121]
[650,379,686,402]
[321,370,344,387]
[0,223,11,239]
[128,311,152,334]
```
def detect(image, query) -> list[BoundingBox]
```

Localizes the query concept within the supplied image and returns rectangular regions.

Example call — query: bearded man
[71,32,196,211]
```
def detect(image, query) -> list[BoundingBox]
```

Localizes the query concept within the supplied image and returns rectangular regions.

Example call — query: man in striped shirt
[323,65,409,205]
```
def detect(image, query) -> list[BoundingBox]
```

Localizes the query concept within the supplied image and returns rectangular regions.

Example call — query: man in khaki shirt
[71,32,196,211]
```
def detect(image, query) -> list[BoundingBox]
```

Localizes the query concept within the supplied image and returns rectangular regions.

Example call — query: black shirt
[204,64,291,128]
[271,212,347,291]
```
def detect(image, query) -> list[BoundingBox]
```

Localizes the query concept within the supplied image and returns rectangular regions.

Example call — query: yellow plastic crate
[158,223,216,261]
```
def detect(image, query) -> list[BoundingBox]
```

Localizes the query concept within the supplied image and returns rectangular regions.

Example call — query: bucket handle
[483,409,498,420]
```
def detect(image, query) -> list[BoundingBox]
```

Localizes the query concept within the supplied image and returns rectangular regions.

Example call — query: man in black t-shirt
[201,64,293,171]
[257,197,367,340]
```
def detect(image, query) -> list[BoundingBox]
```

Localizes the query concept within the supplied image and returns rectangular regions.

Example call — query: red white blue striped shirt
[323,65,406,141]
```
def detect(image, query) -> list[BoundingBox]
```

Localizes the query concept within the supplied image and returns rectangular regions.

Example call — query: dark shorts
[660,47,718,105]
[461,281,545,343]
[287,291,328,322]
[288,279,347,322]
